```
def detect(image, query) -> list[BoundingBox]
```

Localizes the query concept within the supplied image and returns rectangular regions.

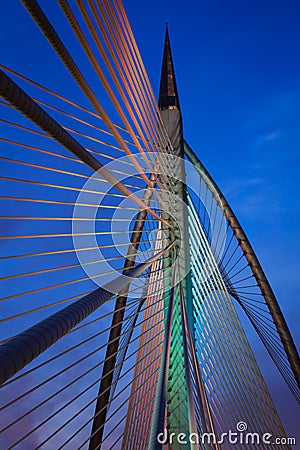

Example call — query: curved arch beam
[184,140,300,394]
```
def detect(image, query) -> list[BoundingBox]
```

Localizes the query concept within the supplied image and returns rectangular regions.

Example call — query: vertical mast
[158,25,194,448]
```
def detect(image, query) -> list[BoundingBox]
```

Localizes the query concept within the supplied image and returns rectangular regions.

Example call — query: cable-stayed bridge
[0,1,299,449]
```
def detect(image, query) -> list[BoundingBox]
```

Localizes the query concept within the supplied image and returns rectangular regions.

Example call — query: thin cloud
[261,129,281,141]
[222,176,264,199]
[256,128,281,146]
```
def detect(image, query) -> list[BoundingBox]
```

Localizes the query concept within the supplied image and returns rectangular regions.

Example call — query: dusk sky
[1,0,299,446]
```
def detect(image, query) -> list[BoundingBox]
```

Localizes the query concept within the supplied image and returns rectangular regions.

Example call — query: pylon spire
[158,24,180,110]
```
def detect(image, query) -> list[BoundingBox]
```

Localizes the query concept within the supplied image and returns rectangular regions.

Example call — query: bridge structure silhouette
[0,1,299,449]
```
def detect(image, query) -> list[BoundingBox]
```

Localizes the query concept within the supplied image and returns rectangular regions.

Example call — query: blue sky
[0,0,299,444]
